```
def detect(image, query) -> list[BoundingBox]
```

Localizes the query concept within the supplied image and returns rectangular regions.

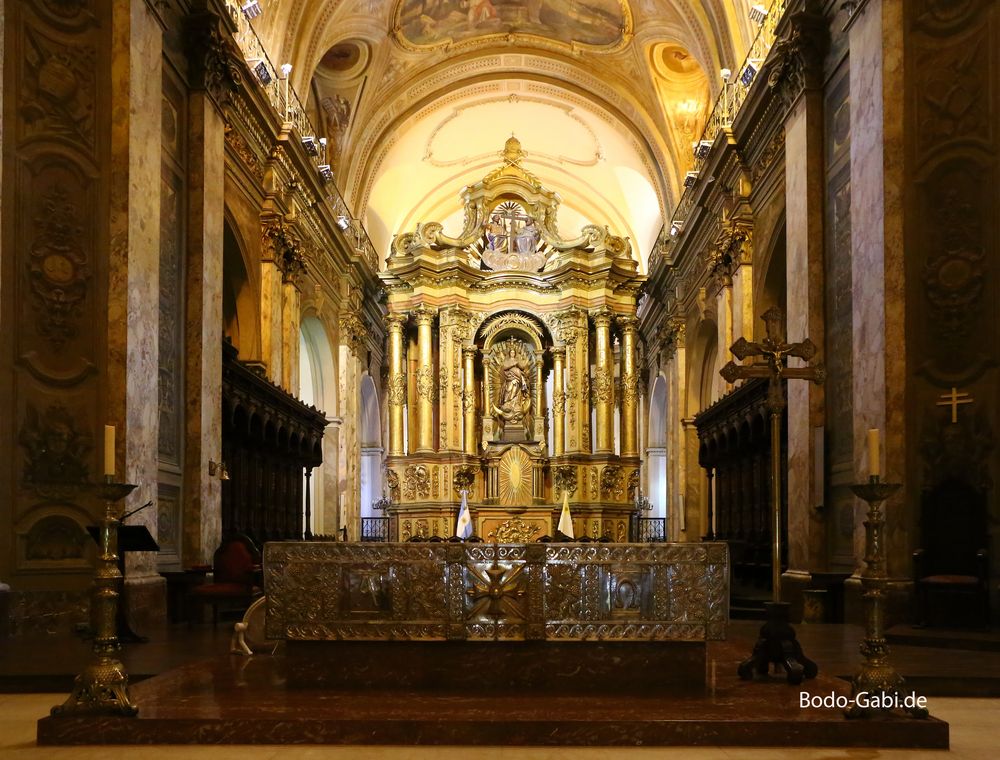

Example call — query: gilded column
[593,309,615,454]
[462,345,478,455]
[618,315,639,457]
[534,358,545,442]
[385,313,407,456]
[551,347,566,456]
[413,305,437,453]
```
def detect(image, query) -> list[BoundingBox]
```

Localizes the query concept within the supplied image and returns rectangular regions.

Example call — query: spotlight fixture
[280,63,293,79]
[693,140,713,159]
[301,135,318,155]
[669,220,684,237]
[318,164,333,182]
[741,62,758,87]
[336,214,350,231]
[241,0,262,20]
[748,4,768,24]
[253,60,271,85]
[683,170,700,188]
[720,67,732,82]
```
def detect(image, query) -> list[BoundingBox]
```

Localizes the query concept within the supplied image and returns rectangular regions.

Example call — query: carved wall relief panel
[3,0,108,583]
[906,0,998,583]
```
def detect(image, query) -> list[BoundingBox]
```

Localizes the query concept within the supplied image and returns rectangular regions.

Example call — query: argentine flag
[557,489,574,539]
[456,490,472,539]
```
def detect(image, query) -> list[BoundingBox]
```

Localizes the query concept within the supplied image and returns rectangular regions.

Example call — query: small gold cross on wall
[935,387,973,423]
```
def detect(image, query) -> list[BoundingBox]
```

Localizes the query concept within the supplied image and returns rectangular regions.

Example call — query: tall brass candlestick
[846,476,928,719]
[52,478,139,716]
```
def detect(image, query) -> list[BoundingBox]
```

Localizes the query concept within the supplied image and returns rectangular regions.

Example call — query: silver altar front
[264,542,728,642]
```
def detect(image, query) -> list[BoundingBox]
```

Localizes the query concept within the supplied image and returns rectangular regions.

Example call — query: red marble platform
[37,640,949,747]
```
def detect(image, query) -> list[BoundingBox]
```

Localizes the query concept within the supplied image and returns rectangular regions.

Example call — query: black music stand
[87,522,159,643]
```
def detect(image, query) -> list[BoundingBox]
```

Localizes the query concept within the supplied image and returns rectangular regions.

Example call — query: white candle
[867,428,880,478]
[104,425,115,478]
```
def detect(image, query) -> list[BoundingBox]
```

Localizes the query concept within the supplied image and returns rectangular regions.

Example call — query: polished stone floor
[5,620,1000,751]
[4,693,999,758]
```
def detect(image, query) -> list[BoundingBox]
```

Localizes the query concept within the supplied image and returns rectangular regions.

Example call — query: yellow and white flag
[557,489,574,539]
[456,490,472,539]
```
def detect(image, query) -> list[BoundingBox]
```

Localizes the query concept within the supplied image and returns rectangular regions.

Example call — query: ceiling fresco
[393,0,633,51]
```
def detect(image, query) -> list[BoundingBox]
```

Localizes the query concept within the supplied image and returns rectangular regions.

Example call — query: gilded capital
[591,308,614,329]
[385,312,408,333]
[616,314,638,334]
[462,344,478,360]
[412,304,438,327]
[549,346,566,360]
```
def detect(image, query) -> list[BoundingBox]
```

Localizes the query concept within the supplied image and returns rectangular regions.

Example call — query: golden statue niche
[380,137,645,542]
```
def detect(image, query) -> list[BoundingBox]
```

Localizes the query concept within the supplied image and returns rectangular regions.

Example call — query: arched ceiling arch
[247,0,756,265]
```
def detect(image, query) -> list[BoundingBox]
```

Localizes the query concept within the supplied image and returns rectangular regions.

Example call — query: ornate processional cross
[719,306,825,601]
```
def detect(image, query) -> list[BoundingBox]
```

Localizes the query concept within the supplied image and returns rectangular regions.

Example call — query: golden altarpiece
[380,139,644,542]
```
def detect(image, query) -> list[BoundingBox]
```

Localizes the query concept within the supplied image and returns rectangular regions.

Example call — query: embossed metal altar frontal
[264,541,728,642]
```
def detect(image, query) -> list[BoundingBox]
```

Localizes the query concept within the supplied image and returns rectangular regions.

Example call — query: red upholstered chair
[188,534,262,625]
[912,480,990,629]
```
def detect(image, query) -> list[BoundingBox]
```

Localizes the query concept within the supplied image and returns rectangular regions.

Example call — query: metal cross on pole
[720,306,825,601]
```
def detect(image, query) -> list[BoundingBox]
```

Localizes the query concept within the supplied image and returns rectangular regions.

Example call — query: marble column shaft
[183,90,225,565]
[618,317,639,457]
[462,346,478,455]
[108,0,162,583]
[281,279,301,393]
[414,306,437,453]
[784,85,828,577]
[386,314,407,456]
[551,347,566,456]
[593,310,615,454]
[850,0,908,577]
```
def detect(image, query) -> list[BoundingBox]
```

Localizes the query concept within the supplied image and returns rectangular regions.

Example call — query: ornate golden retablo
[381,139,644,540]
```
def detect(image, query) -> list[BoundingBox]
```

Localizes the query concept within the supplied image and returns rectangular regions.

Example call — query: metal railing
[361,517,391,542]
[220,2,381,273]
[631,517,667,543]
[649,0,787,271]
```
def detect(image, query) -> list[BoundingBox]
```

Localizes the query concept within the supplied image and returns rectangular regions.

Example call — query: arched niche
[222,216,261,360]
[299,315,337,535]
[475,310,553,444]
[359,373,382,520]
[646,374,669,521]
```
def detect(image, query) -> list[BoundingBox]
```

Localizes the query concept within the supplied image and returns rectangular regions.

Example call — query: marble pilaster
[107,0,163,612]
[783,84,828,591]
[849,0,908,582]
[281,280,301,393]
[182,90,225,565]
[258,240,284,384]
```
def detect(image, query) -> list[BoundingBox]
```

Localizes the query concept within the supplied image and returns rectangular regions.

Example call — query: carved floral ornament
[765,10,828,108]
[28,187,90,348]
[403,464,430,500]
[186,11,243,107]
[339,312,369,357]
[601,465,624,499]
[261,219,306,282]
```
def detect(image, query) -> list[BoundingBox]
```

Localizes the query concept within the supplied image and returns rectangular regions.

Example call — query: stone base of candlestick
[51,656,138,717]
[737,602,819,685]
[845,655,929,720]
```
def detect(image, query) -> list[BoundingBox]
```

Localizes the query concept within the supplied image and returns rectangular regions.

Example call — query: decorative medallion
[27,188,90,348]
[466,553,526,622]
